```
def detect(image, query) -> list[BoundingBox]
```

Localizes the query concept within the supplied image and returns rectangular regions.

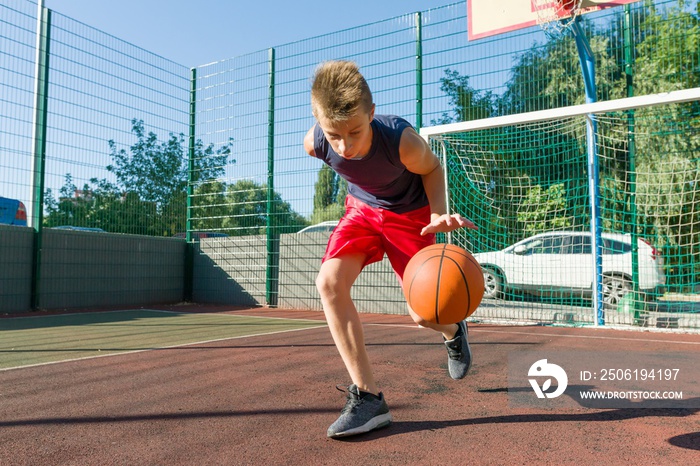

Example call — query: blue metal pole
[571,18,604,326]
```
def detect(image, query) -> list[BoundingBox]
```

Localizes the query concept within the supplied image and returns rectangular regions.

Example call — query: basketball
[403,243,484,325]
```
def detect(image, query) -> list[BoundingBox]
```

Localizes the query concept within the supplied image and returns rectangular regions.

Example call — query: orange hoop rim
[534,0,585,35]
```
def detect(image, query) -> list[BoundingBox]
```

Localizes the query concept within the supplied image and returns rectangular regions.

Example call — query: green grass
[0,310,326,370]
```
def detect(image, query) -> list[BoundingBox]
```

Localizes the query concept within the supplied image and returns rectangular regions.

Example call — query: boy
[303,61,477,438]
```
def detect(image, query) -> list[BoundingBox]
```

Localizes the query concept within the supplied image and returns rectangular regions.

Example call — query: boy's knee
[410,313,431,327]
[316,255,364,299]
[315,269,335,297]
[406,304,432,327]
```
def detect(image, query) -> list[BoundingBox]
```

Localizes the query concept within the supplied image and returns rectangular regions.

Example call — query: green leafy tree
[190,181,228,231]
[628,1,700,288]
[633,1,700,96]
[517,184,572,235]
[107,119,232,207]
[44,174,167,235]
[44,119,235,236]
[44,174,90,227]
[222,179,307,235]
[311,164,346,223]
[502,24,619,114]
[313,165,336,210]
[431,69,498,124]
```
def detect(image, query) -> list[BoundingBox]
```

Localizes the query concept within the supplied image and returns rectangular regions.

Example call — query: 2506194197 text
[580,368,680,382]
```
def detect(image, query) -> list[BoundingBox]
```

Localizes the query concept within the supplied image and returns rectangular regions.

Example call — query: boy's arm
[304,126,316,156]
[399,127,477,236]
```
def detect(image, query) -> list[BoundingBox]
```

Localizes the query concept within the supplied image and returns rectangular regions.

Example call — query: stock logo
[528,359,568,399]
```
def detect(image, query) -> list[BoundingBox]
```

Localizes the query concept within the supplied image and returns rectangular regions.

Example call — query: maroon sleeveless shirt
[312,115,429,214]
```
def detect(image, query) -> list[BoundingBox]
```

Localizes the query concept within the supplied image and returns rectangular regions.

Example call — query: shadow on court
[1,305,699,465]
[342,402,700,440]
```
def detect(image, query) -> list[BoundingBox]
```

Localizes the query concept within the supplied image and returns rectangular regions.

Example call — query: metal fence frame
[1,0,698,328]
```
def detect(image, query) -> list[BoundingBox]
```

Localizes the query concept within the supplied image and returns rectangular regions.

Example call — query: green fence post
[184,67,197,302]
[624,4,643,322]
[415,11,423,130]
[30,3,51,310]
[266,48,279,307]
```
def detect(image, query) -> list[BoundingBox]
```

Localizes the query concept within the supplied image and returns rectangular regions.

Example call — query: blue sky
[44,0,462,67]
[9,1,461,219]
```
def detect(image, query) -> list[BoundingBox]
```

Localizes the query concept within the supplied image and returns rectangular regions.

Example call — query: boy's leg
[406,304,459,339]
[406,297,472,380]
[379,207,459,339]
[443,319,472,379]
[317,253,393,438]
[381,207,472,380]
[316,253,378,394]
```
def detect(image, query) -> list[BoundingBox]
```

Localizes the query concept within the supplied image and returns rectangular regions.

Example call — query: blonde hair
[311,61,373,122]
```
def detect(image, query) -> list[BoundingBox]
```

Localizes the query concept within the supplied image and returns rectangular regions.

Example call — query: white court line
[4,311,698,373]
[0,313,327,373]
[147,309,328,324]
[3,308,328,325]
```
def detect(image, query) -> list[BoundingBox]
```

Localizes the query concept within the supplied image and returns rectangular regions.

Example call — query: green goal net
[422,88,700,329]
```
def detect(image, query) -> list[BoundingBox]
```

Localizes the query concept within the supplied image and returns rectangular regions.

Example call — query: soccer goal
[421,87,700,329]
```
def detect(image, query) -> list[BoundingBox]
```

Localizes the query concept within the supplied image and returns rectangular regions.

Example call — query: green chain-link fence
[431,93,699,327]
[1,0,698,327]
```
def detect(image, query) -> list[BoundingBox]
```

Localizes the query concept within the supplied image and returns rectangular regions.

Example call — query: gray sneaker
[327,384,392,438]
[444,320,472,379]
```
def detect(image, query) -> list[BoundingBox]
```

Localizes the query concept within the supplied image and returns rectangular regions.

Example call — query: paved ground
[1,305,699,465]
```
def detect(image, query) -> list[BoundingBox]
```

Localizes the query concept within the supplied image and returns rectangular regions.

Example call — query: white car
[473,231,666,307]
[297,220,339,234]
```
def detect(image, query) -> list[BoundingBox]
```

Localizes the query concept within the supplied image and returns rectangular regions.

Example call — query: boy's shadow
[338,389,700,448]
[668,432,700,450]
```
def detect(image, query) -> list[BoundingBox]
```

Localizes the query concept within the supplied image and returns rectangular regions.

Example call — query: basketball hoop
[468,1,640,41]
[534,0,586,36]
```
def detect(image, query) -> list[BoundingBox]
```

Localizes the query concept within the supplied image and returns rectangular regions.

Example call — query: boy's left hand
[420,214,478,236]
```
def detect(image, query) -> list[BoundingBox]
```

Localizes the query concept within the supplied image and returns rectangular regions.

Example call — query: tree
[222,180,307,235]
[45,117,308,237]
[502,23,619,114]
[313,165,337,212]
[189,181,228,231]
[431,69,498,125]
[44,174,167,235]
[44,119,235,236]
[626,1,700,289]
[517,184,572,235]
[633,1,700,96]
[107,119,232,208]
[311,164,346,223]
[44,174,90,227]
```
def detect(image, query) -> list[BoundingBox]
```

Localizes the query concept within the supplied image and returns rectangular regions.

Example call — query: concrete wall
[1,227,406,315]
[0,225,34,313]
[0,227,185,313]
[39,229,185,310]
[191,231,406,314]
[277,232,406,314]
[192,235,268,306]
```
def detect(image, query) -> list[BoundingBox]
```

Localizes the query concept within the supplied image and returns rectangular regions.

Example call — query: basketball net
[534,0,585,36]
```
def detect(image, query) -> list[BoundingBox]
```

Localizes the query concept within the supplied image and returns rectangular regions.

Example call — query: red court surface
[1,305,699,465]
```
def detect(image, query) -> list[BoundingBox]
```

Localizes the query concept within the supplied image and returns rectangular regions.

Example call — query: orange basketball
[403,243,484,325]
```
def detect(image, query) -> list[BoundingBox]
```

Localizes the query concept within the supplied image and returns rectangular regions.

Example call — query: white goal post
[420,87,700,328]
[420,87,700,139]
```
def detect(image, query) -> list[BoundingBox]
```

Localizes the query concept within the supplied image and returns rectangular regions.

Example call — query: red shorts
[322,195,436,285]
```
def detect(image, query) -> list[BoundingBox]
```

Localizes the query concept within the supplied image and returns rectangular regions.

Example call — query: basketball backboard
[467,0,640,40]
